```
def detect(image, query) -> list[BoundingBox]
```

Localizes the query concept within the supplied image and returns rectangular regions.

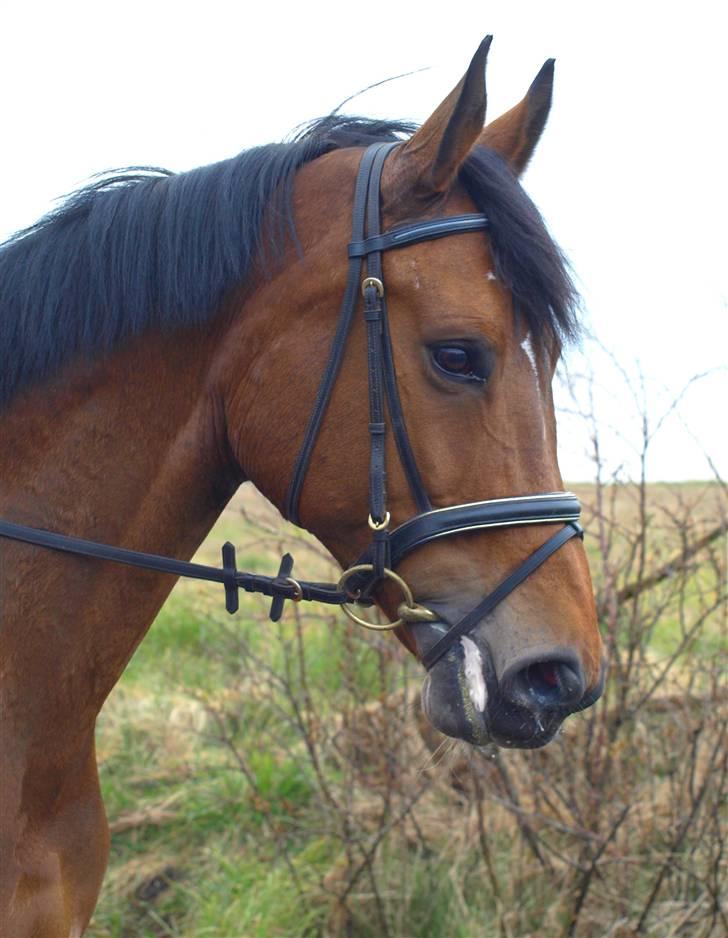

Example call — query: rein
[0,142,583,670]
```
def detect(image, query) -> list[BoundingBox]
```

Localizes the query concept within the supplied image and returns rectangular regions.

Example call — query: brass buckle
[367,511,390,531]
[337,564,436,630]
[361,276,384,298]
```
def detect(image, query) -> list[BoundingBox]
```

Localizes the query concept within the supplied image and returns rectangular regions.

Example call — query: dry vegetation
[88,349,727,938]
[90,466,726,938]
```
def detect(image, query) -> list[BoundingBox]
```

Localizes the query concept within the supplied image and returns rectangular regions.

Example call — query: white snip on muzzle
[461,636,487,712]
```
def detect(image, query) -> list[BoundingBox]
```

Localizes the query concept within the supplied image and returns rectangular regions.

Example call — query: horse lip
[417,623,498,746]
[421,667,494,747]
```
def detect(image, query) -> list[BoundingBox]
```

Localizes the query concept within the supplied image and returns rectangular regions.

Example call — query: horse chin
[417,624,567,750]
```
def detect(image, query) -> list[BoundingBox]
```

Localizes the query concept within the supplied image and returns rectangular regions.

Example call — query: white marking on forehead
[461,636,487,712]
[520,331,547,439]
[486,271,497,281]
[520,332,539,380]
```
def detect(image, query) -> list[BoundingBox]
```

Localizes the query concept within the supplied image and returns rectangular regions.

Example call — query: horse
[0,36,604,937]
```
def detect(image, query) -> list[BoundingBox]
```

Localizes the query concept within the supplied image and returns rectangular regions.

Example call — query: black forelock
[460,146,579,345]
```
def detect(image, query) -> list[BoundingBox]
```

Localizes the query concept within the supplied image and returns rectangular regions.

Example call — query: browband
[348,214,489,258]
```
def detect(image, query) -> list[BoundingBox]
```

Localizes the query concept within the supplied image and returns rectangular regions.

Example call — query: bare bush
[175,359,726,937]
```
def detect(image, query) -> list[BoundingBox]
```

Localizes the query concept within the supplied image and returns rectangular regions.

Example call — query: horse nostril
[529,661,560,688]
[503,655,586,712]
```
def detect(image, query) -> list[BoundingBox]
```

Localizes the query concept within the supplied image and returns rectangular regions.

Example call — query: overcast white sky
[2,1,726,482]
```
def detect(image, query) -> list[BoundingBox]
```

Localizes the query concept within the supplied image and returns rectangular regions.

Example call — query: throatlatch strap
[421,523,583,670]
[285,142,487,526]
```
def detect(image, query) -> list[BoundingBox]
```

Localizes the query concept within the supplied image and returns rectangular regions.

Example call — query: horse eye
[431,345,486,383]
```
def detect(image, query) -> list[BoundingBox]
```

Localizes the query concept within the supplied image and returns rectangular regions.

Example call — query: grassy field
[88,482,726,938]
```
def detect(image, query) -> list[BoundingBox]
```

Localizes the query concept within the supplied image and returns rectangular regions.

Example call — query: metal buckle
[281,576,303,602]
[367,511,390,531]
[361,276,384,297]
[337,563,435,630]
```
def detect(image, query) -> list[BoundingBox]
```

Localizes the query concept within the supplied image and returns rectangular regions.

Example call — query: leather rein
[0,142,583,670]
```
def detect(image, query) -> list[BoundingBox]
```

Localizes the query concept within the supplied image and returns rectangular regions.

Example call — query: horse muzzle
[416,619,606,748]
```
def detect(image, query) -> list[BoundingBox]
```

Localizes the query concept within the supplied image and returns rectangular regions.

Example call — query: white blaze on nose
[520,331,547,439]
[461,636,487,712]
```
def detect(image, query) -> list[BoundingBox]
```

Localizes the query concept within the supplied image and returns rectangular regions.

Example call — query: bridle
[283,141,583,668]
[0,141,583,671]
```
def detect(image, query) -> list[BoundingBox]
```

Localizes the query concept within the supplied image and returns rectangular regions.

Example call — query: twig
[615,523,727,603]
[635,721,727,933]
[566,803,632,937]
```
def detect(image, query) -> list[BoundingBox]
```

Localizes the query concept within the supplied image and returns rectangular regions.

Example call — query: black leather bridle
[0,142,583,670]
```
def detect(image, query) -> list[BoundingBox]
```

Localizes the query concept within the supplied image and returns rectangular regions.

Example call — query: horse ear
[478,59,555,175]
[390,36,492,197]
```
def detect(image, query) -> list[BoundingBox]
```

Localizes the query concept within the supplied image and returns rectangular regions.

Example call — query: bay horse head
[218,38,605,746]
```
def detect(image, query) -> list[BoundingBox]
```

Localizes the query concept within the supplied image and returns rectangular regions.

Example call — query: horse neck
[0,323,241,738]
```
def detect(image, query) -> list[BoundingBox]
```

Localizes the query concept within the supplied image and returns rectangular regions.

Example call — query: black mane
[0,115,577,408]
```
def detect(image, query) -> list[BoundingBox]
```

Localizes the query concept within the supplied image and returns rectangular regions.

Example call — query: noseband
[0,142,582,671]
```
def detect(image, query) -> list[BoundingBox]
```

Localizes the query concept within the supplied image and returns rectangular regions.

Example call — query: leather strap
[348,214,489,257]
[384,492,581,568]
[380,313,431,514]
[0,518,351,617]
[362,143,395,529]
[284,144,389,525]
